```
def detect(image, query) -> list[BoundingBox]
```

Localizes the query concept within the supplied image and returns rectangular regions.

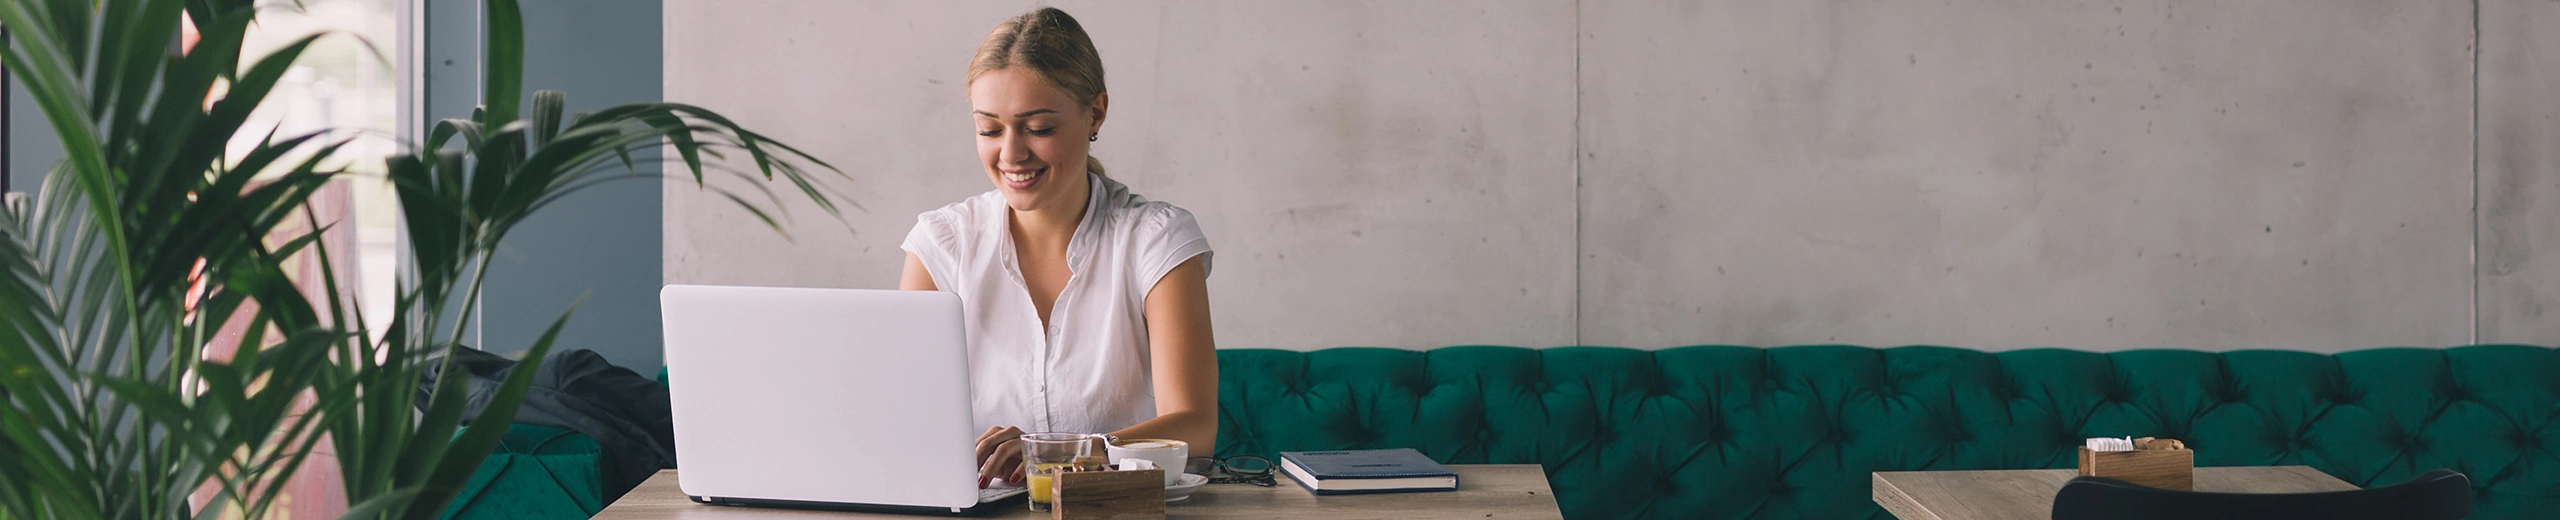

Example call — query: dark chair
[2051,469,2472,520]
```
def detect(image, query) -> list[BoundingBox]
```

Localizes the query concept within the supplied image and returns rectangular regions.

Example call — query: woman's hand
[974,426,1026,488]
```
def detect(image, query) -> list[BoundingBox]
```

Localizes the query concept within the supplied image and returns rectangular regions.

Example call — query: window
[236,0,406,333]
[215,3,410,514]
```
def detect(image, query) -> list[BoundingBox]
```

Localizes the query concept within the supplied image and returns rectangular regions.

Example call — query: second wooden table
[1871,466,2358,520]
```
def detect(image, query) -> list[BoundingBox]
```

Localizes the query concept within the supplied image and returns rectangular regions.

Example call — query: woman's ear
[1088,91,1110,136]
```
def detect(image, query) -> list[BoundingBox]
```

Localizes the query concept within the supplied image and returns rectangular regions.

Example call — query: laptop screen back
[660,285,978,509]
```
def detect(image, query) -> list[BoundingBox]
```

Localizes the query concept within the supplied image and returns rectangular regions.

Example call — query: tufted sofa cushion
[1212,345,2560,519]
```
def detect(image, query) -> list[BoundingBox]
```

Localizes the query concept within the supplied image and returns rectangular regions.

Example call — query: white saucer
[1165,473,1209,502]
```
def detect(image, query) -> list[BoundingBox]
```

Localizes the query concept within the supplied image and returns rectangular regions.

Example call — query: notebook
[1278,448,1460,495]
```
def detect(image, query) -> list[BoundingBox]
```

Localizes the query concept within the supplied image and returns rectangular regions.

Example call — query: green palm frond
[0,0,841,518]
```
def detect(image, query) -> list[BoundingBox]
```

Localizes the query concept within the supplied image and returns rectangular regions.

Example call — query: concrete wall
[2481,0,2560,345]
[665,0,2548,352]
[1580,1,2474,350]
[664,1,1580,351]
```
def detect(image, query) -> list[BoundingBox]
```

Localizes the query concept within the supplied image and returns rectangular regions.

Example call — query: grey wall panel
[474,0,667,370]
[8,77,63,194]
[1577,1,2475,351]
[2480,0,2559,345]
[664,1,1580,350]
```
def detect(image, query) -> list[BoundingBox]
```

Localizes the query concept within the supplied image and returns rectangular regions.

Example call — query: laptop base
[690,492,1026,517]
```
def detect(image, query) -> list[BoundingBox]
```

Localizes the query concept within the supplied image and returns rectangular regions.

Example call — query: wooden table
[598,465,1562,519]
[1872,466,2359,520]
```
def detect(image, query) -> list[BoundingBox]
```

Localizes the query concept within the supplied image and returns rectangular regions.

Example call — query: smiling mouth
[1001,167,1047,190]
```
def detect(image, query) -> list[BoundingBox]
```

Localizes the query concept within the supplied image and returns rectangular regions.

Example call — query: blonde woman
[898,7,1217,487]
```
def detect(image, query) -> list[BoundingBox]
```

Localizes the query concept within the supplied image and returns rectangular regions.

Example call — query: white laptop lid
[661,285,978,509]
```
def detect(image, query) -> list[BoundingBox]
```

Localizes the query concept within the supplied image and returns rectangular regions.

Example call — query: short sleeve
[901,211,964,293]
[1132,204,1212,296]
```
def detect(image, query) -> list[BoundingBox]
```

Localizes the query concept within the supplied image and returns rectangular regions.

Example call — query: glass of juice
[1020,432,1095,512]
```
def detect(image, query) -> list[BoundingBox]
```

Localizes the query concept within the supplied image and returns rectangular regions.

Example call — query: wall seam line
[1556,0,1576,348]
[2471,0,2482,347]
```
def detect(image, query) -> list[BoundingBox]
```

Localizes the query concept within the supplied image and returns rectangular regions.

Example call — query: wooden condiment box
[1051,467,1165,520]
[2076,446,2194,490]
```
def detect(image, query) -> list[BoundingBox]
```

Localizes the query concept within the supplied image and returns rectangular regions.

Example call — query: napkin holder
[1050,464,1166,520]
[2077,437,2193,491]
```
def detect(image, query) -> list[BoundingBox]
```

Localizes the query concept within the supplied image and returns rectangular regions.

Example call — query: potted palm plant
[0,0,836,518]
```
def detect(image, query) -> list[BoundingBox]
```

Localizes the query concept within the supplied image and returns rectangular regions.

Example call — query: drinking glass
[1020,432,1095,511]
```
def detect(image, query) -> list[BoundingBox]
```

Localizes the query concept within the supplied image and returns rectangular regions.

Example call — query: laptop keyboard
[979,485,1027,503]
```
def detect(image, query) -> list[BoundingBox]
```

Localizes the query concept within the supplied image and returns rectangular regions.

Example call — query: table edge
[1869,471,1946,520]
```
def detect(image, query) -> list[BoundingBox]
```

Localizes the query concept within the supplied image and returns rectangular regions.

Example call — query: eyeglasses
[1186,456,1277,487]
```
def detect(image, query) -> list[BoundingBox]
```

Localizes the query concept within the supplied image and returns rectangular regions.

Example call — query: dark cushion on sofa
[1212,345,2560,520]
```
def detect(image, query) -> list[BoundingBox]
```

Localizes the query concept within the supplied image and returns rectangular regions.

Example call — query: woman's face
[970,68,1105,213]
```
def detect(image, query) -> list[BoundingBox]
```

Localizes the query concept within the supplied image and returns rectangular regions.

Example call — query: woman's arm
[900,252,939,291]
[1107,256,1218,456]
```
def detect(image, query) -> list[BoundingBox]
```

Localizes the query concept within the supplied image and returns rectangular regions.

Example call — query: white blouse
[901,173,1213,435]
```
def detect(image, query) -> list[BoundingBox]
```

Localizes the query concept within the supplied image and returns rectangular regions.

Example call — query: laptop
[661,284,1027,515]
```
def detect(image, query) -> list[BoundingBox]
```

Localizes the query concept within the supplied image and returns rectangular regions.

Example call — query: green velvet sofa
[461,345,2560,519]
[1211,345,2559,519]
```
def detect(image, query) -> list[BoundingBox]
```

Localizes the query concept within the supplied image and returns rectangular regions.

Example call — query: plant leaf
[400,303,574,520]
[530,90,566,148]
[480,0,524,126]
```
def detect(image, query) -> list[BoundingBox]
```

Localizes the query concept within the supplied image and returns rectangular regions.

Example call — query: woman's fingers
[974,426,1022,469]
[974,426,1002,462]
[977,439,1023,488]
[971,426,1029,488]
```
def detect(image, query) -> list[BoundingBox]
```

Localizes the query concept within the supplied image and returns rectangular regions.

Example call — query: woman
[898,7,1218,488]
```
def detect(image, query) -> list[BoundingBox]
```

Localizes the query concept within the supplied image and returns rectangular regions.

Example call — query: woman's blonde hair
[969,7,1108,177]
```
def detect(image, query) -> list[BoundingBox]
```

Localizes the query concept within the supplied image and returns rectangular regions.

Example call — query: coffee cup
[1104,438,1189,487]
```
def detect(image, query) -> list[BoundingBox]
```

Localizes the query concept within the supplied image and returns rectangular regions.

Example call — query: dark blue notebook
[1277,448,1460,495]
